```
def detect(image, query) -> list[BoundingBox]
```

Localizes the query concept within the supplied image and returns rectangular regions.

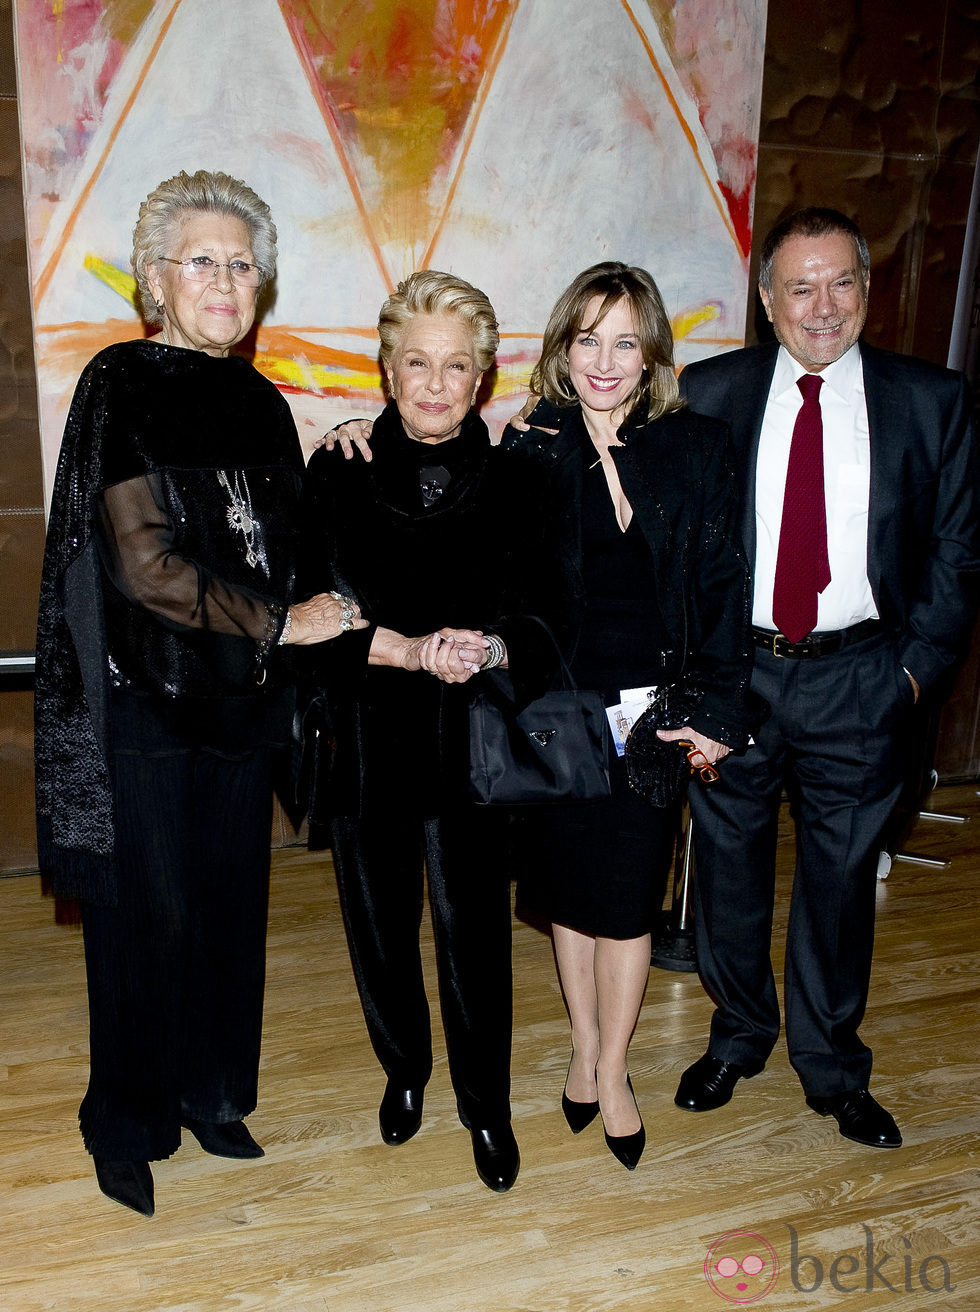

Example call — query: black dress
[519,436,676,939]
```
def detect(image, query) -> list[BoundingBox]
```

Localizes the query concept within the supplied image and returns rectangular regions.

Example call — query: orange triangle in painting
[277,0,517,253]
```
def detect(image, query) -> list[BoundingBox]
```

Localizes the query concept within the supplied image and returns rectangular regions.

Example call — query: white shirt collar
[772,341,863,402]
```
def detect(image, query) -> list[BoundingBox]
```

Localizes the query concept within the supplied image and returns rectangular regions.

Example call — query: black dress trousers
[79,709,274,1161]
[689,633,912,1097]
[330,801,514,1130]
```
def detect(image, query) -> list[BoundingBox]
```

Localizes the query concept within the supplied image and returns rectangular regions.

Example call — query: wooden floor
[1,786,978,1312]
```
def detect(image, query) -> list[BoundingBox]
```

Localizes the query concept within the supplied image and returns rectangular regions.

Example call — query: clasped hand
[412,628,491,683]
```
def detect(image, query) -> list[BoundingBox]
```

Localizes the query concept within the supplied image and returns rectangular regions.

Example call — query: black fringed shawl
[34,339,304,903]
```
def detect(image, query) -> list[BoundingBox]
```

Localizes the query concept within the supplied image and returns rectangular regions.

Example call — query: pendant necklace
[217,469,259,567]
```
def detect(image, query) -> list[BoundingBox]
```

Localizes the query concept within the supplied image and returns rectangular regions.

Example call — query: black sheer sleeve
[97,472,283,651]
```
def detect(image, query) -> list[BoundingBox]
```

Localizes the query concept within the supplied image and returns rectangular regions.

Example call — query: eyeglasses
[161,255,262,287]
[678,740,719,783]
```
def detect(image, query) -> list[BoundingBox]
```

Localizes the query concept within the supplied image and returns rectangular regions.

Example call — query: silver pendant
[227,503,254,534]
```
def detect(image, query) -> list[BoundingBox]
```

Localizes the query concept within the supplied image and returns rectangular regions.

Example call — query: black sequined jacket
[34,339,305,902]
[501,397,756,749]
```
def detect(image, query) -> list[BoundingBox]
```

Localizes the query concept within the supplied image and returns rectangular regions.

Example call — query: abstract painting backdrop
[14,0,767,489]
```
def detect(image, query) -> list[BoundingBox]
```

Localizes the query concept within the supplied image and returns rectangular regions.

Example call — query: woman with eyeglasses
[502,263,755,1169]
[34,169,361,1217]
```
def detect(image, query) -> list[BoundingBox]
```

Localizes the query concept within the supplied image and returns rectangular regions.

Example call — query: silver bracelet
[277,610,292,645]
[483,632,506,671]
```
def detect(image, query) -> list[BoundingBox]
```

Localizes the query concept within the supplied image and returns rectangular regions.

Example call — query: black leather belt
[752,619,883,659]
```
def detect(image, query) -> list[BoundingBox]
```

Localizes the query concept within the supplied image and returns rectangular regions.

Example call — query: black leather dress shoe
[94,1157,155,1217]
[379,1083,424,1145]
[674,1053,765,1111]
[182,1118,265,1158]
[470,1124,520,1192]
[806,1089,902,1148]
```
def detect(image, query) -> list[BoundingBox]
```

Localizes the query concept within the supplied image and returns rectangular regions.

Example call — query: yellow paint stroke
[36,0,184,307]
[260,327,379,370]
[100,0,157,50]
[620,0,739,255]
[256,353,381,396]
[84,253,137,305]
[671,302,720,341]
[256,326,382,395]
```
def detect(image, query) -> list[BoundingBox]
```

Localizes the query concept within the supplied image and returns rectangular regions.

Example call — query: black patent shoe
[182,1118,265,1158]
[561,1089,600,1134]
[806,1088,902,1148]
[470,1124,520,1192]
[94,1157,155,1217]
[379,1083,424,1145]
[601,1076,645,1170]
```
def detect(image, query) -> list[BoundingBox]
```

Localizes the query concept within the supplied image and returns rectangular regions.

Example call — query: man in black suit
[674,207,980,1147]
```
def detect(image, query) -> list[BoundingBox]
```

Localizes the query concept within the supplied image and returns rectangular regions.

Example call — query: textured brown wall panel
[753,0,979,363]
[0,0,12,99]
[1,0,43,871]
[0,686,37,873]
[752,0,980,778]
[1,63,43,653]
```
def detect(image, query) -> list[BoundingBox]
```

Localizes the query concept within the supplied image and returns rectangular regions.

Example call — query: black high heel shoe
[181,1118,264,1159]
[601,1076,645,1171]
[561,1089,600,1134]
[94,1157,155,1216]
[562,1055,600,1134]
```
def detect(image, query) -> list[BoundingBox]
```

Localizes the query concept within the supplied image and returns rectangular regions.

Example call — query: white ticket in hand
[605,685,659,758]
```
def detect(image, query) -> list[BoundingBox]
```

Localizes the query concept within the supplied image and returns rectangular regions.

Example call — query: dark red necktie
[772,374,830,643]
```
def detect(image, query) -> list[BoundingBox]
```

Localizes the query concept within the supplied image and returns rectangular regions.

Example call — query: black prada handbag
[468,651,611,807]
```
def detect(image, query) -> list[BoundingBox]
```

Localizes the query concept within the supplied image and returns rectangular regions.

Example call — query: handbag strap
[519,614,578,692]
[478,614,577,710]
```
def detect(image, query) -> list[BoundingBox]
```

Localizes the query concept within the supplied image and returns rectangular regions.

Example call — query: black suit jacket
[679,340,980,692]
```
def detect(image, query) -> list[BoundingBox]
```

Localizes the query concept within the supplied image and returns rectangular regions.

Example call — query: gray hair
[132,169,277,324]
[758,207,870,295]
[378,270,499,374]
